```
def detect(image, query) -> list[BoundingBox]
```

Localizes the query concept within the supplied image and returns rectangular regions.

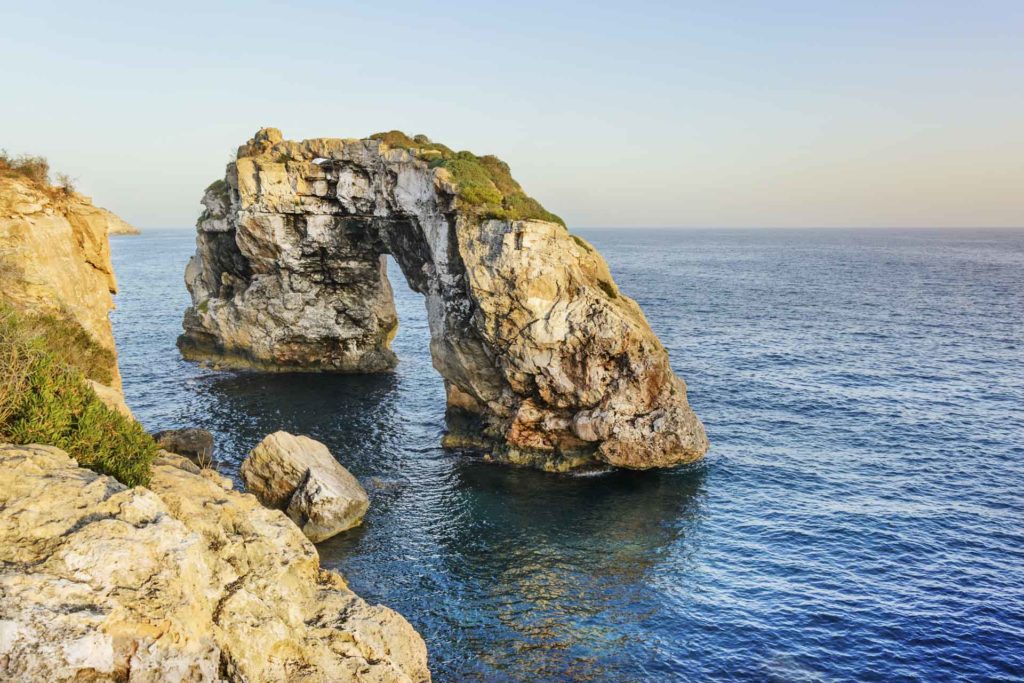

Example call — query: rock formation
[0,443,429,682]
[242,431,369,542]
[104,211,141,235]
[0,174,123,387]
[180,128,708,471]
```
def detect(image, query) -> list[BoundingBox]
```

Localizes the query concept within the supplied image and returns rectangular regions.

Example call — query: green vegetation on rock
[0,150,50,185]
[571,234,594,253]
[0,304,156,486]
[597,279,618,299]
[370,131,565,226]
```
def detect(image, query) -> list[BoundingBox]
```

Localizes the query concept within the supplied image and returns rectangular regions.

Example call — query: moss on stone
[205,179,228,195]
[370,131,565,226]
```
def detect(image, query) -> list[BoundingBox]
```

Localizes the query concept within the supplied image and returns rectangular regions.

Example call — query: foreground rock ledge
[0,443,430,682]
[179,128,708,470]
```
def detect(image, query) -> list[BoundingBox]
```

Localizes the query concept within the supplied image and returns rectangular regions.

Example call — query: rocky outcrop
[0,443,430,682]
[104,212,141,235]
[242,431,369,542]
[0,175,123,387]
[180,128,708,471]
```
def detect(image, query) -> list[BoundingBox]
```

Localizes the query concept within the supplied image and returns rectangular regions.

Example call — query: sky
[1,1,1022,229]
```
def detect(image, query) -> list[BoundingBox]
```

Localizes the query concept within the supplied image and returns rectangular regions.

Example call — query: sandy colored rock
[179,128,708,470]
[0,444,220,681]
[0,175,124,388]
[103,211,140,235]
[242,431,369,541]
[0,442,430,682]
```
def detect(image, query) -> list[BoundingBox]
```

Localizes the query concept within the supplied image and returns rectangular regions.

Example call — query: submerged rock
[0,442,429,682]
[241,431,369,542]
[179,128,708,471]
[154,427,215,468]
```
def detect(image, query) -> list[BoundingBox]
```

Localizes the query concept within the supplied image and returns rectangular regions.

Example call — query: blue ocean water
[110,228,1024,682]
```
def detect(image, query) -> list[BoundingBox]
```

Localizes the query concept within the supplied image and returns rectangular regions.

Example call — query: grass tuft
[597,280,618,299]
[0,150,50,185]
[571,234,595,253]
[1,151,77,197]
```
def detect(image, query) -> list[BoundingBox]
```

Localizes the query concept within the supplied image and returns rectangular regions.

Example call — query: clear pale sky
[2,1,1021,229]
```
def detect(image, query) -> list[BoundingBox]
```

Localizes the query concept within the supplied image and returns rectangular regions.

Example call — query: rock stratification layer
[180,128,708,470]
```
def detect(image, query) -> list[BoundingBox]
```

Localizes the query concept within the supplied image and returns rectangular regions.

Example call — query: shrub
[0,150,50,185]
[370,131,566,226]
[55,172,76,194]
[0,304,156,486]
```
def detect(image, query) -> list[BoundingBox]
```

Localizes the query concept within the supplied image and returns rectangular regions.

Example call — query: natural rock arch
[179,128,708,470]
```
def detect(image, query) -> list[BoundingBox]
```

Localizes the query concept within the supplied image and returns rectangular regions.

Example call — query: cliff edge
[0,171,123,387]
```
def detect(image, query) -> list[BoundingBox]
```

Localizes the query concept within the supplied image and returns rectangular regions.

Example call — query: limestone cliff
[180,128,708,471]
[0,175,123,387]
[0,444,430,682]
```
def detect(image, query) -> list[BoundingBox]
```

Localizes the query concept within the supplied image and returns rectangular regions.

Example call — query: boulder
[178,128,708,471]
[241,431,369,541]
[85,379,134,419]
[0,442,429,682]
[153,427,215,468]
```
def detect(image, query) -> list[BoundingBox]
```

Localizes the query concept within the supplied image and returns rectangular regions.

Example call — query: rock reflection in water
[325,460,708,681]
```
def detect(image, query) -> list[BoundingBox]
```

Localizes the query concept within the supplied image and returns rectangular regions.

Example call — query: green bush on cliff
[0,304,156,486]
[369,131,565,226]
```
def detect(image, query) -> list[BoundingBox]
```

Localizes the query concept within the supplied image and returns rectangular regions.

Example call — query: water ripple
[110,228,1024,681]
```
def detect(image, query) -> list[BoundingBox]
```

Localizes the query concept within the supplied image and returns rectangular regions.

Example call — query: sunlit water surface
[111,228,1024,681]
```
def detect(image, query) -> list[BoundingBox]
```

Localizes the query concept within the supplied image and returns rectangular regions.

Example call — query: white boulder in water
[241,431,369,542]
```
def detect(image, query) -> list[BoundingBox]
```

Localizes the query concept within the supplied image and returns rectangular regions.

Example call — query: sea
[110,227,1024,682]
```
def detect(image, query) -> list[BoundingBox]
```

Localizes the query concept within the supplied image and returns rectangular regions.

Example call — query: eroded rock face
[0,176,123,387]
[180,128,708,470]
[0,443,429,682]
[242,431,369,542]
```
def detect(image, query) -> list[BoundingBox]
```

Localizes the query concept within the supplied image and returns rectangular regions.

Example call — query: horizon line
[130,224,1024,232]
